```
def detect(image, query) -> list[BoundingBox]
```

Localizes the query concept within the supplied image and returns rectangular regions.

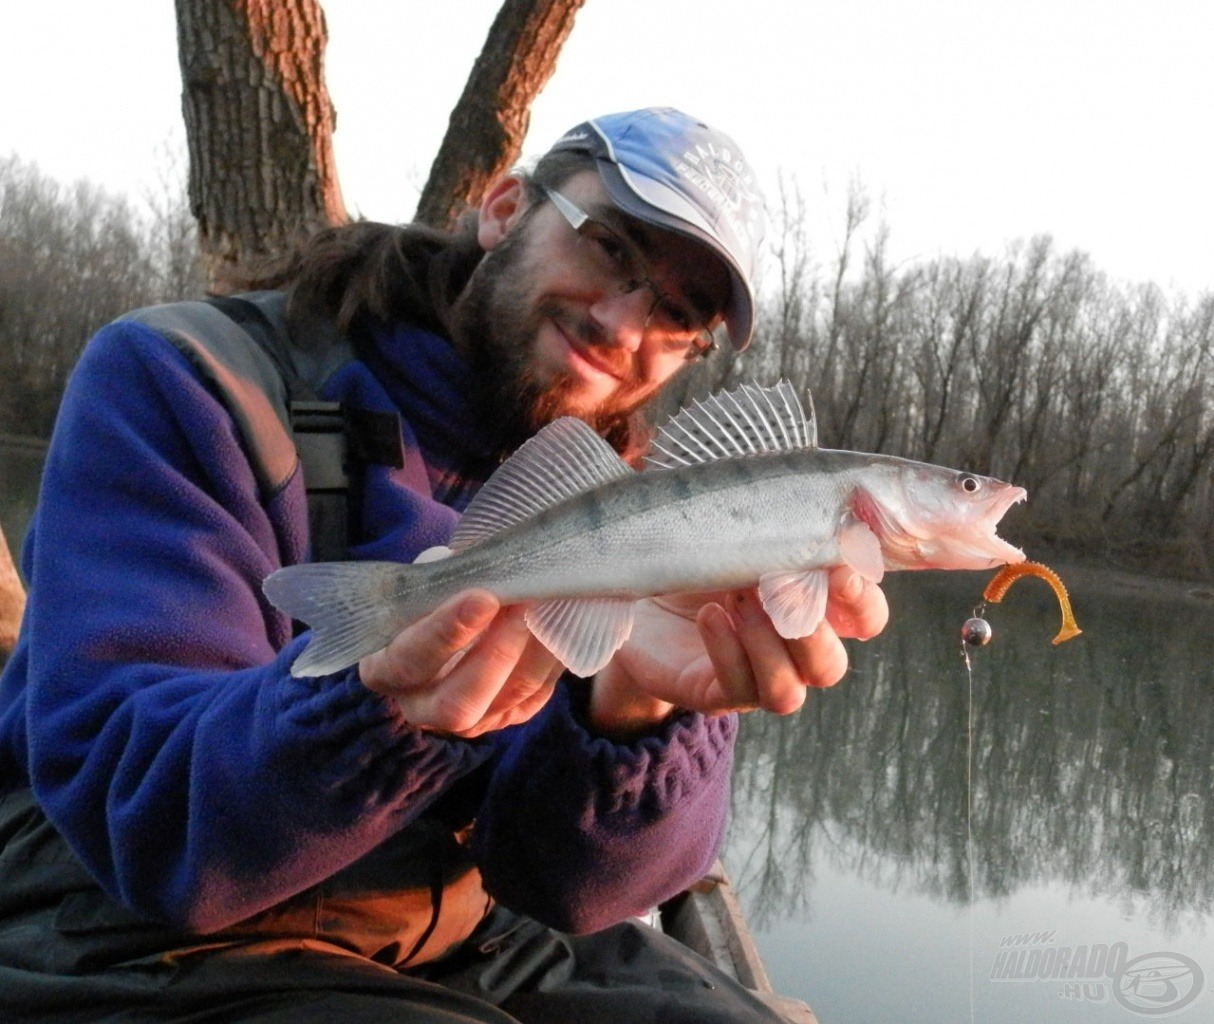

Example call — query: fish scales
[264,381,1027,677]
[389,450,874,609]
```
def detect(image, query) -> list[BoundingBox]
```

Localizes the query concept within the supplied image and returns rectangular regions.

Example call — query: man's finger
[784,621,850,690]
[727,590,812,713]
[360,589,499,695]
[698,601,760,712]
[481,633,563,720]
[823,567,889,640]
[417,605,536,733]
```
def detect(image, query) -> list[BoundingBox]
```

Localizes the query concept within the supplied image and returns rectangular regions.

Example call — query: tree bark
[415,0,587,230]
[175,0,347,289]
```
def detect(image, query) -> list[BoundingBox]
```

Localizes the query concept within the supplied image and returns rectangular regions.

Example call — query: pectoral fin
[758,568,831,639]
[525,597,637,677]
[838,517,885,583]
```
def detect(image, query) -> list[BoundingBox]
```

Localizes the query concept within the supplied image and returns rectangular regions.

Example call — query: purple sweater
[0,312,736,936]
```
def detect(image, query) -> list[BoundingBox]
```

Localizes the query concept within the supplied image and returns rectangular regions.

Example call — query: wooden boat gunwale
[659,860,818,1024]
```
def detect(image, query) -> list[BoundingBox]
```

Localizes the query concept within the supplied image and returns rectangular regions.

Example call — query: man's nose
[588,286,654,352]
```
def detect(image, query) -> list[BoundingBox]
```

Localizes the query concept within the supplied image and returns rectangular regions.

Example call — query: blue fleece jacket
[0,311,736,936]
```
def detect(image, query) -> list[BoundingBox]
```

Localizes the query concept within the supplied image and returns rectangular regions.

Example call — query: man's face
[451,170,731,451]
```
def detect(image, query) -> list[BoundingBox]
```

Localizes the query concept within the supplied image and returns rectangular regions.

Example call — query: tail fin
[263,561,414,677]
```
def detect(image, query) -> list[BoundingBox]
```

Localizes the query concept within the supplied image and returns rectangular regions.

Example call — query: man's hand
[589,567,889,737]
[359,590,562,738]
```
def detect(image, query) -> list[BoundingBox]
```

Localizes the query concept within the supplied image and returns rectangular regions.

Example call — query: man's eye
[653,297,696,334]
[584,224,634,273]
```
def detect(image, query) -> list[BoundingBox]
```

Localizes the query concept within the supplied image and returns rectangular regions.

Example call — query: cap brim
[594,158,755,351]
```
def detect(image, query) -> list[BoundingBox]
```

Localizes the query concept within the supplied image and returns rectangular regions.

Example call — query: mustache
[538,300,631,378]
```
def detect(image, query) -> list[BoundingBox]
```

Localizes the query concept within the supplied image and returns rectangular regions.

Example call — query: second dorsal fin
[645,380,817,470]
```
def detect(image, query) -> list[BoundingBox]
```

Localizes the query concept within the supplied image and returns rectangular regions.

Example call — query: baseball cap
[547,107,765,350]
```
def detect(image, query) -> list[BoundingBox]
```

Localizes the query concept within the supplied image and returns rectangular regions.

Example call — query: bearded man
[0,108,886,1023]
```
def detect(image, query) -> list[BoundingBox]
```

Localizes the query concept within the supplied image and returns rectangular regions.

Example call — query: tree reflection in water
[723,569,1214,934]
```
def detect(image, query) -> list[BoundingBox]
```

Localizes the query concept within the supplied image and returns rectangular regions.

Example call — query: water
[3,446,1211,1019]
[0,441,44,582]
[721,569,1214,1022]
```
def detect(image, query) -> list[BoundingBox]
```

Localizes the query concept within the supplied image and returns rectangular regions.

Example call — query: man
[0,108,886,1022]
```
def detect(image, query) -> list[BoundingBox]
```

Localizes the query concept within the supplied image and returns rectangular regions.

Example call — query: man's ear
[477,176,528,251]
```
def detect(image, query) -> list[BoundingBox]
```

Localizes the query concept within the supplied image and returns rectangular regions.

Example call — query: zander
[264,381,1027,677]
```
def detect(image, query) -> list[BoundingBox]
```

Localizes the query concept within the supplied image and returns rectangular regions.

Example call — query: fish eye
[959,475,982,494]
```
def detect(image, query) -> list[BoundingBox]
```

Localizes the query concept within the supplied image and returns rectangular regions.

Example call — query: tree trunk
[415,0,587,230]
[175,0,347,289]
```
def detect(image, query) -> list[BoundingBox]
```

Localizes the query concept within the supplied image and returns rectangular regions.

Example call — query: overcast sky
[2,0,1210,296]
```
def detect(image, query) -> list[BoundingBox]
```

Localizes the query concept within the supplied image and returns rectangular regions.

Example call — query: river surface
[720,567,1214,1022]
[3,444,1212,1020]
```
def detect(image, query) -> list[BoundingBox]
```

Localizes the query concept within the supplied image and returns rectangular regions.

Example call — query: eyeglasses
[543,187,718,361]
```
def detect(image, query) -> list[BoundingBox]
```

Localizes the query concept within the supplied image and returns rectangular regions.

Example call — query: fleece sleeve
[19,322,492,931]
[471,681,738,933]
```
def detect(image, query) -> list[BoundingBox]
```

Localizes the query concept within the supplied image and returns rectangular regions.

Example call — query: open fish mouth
[990,484,1029,519]
[955,484,1029,568]
[961,532,1027,569]
[860,476,1028,572]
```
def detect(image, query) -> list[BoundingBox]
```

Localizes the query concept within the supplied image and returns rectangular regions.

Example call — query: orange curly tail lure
[965,561,1082,647]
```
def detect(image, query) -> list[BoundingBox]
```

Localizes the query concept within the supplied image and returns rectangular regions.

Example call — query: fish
[263,380,1027,678]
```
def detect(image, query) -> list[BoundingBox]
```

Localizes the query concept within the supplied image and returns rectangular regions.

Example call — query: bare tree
[960,236,1052,474]
[143,141,208,300]
[175,0,587,285]
[908,258,986,463]
[764,174,819,394]
[0,157,165,435]
[175,0,347,288]
[415,0,588,229]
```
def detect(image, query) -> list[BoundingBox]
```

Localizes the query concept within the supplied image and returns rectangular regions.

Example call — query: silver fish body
[406,449,993,598]
[264,382,1026,677]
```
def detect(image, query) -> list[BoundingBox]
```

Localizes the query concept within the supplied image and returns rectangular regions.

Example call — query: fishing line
[954,565,1077,1023]
[963,641,976,1024]
[960,604,993,1024]
[960,611,986,1024]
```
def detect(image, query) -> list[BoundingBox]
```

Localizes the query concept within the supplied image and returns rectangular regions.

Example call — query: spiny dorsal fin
[645,380,817,470]
[450,417,633,551]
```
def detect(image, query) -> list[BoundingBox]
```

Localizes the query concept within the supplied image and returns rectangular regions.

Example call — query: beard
[450,224,660,460]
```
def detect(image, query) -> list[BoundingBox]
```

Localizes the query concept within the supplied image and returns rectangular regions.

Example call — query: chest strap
[121,294,402,561]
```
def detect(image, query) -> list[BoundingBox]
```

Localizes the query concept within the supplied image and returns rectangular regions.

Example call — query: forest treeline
[669,184,1214,580]
[2,158,1210,579]
[0,154,205,437]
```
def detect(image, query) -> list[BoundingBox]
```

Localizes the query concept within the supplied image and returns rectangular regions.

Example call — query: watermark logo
[990,932,1205,1016]
[1115,953,1204,1016]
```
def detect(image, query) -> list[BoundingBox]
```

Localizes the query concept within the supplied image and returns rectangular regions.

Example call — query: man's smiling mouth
[553,318,625,382]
